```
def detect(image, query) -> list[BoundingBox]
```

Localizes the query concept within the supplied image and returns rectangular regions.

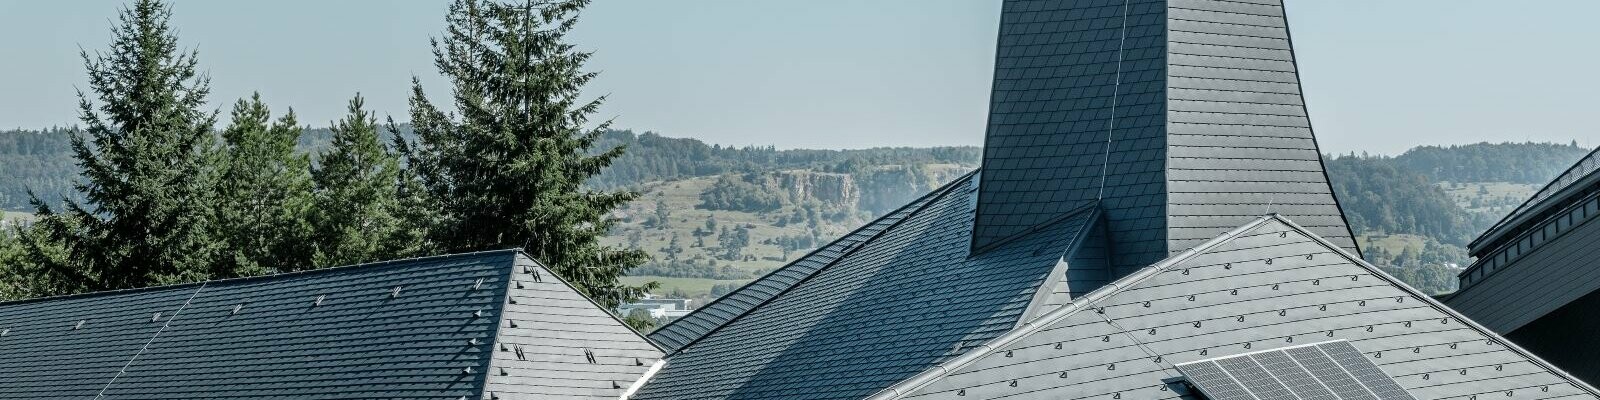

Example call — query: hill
[1,127,1589,299]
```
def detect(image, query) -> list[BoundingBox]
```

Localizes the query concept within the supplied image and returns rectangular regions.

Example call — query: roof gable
[485,255,664,399]
[874,216,1598,400]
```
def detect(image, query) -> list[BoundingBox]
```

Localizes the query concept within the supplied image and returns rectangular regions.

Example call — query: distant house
[1446,147,1600,385]
[0,249,664,399]
[618,294,693,320]
[626,0,1599,399]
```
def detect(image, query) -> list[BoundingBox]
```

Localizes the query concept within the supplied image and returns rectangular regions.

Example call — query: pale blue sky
[1,1,1596,155]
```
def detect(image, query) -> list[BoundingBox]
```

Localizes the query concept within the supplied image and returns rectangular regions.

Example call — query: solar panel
[1176,360,1256,400]
[1318,341,1416,399]
[1175,340,1415,400]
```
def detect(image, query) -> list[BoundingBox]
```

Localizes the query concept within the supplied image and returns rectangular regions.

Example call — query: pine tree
[26,0,218,291]
[309,94,404,268]
[404,0,653,309]
[212,93,314,276]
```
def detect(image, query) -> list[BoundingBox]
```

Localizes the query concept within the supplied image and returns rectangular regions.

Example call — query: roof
[972,0,1358,271]
[1470,146,1600,254]
[870,215,1598,400]
[632,173,1103,399]
[0,249,663,399]
[647,175,952,352]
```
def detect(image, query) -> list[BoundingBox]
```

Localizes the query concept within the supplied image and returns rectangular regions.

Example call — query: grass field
[1436,181,1539,215]
[1356,233,1429,256]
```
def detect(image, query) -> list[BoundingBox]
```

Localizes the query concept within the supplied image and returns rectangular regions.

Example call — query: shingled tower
[972,0,1358,280]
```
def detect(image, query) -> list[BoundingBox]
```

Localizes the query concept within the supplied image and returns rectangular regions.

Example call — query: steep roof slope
[0,249,663,399]
[486,255,666,399]
[647,176,952,352]
[873,216,1598,400]
[632,174,1101,400]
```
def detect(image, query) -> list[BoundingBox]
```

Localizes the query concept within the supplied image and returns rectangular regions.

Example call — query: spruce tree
[27,0,218,291]
[309,94,405,268]
[212,93,314,275]
[405,0,653,309]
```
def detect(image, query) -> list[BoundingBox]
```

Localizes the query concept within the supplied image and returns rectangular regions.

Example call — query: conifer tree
[404,0,653,309]
[26,0,218,291]
[212,93,314,275]
[309,94,406,268]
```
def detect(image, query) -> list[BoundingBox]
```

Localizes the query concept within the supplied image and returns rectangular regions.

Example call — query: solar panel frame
[1173,361,1258,400]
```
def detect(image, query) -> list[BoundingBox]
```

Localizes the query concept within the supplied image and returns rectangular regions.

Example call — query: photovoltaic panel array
[1174,340,1416,400]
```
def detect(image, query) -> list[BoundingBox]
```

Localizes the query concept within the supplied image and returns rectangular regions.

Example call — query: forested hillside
[2,127,1588,300]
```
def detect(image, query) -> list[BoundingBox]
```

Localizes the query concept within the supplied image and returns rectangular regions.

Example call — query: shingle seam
[1014,208,1104,325]
[93,281,207,399]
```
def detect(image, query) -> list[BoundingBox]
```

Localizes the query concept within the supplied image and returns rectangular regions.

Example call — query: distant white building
[618,293,693,320]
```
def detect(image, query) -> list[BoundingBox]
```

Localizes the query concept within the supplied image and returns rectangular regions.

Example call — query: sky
[1,1,1596,155]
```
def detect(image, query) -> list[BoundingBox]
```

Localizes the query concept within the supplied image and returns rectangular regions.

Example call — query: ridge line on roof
[473,253,521,394]
[512,254,666,354]
[653,171,976,358]
[1014,206,1105,327]
[646,171,976,346]
[0,249,525,307]
[94,281,208,399]
[971,200,1100,257]
[865,215,1276,400]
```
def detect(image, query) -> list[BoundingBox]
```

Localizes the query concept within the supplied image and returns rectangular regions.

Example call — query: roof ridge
[509,254,667,354]
[647,170,978,351]
[0,248,523,307]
